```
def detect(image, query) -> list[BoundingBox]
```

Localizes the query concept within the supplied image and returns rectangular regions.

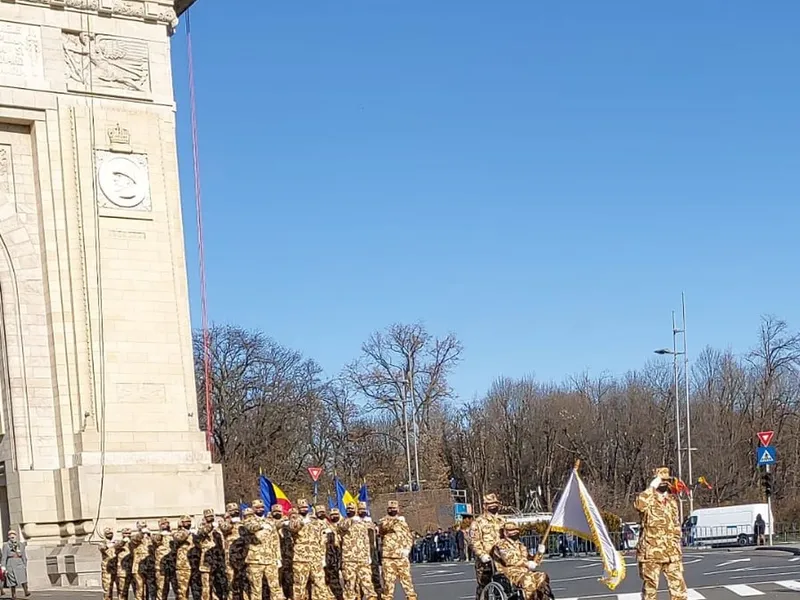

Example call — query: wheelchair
[479,560,555,600]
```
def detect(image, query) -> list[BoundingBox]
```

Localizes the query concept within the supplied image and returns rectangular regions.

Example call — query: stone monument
[0,0,222,587]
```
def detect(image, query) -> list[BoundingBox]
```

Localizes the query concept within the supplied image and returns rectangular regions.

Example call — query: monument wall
[0,0,223,587]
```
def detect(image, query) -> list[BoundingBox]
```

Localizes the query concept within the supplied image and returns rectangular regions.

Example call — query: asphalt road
[23,549,800,600]
[412,549,800,600]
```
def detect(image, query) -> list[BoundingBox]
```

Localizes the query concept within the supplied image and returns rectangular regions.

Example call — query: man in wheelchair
[489,523,554,600]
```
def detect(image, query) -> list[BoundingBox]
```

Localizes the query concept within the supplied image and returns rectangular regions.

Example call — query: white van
[685,504,774,547]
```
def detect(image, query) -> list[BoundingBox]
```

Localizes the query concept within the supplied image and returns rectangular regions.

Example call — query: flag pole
[535,460,581,562]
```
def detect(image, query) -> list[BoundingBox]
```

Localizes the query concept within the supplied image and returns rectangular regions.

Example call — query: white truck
[685,503,774,547]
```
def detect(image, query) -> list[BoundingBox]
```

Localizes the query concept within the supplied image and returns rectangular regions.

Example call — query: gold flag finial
[575,459,581,471]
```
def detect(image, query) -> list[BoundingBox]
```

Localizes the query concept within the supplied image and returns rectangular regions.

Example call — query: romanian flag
[335,477,356,514]
[358,482,370,513]
[260,475,292,513]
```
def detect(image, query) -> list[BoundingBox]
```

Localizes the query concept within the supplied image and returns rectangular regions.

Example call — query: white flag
[548,467,626,590]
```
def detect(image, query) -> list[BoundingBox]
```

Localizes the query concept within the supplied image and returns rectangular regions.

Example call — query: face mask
[508,533,520,541]
[299,509,308,516]
[272,513,282,519]
[330,517,340,523]
[657,484,670,493]
[358,512,368,518]
[346,511,355,518]
[388,510,398,517]
[488,506,499,514]
[141,528,149,534]
[317,515,326,520]
[255,509,264,516]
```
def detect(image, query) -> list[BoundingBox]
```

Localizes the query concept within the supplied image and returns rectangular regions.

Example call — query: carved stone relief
[0,21,44,80]
[17,1,178,29]
[95,150,151,211]
[63,31,150,93]
[0,146,13,207]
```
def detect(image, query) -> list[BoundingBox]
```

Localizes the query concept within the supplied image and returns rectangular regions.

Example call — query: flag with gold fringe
[546,463,626,590]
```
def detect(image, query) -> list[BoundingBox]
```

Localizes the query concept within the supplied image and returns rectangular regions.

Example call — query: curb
[755,546,800,556]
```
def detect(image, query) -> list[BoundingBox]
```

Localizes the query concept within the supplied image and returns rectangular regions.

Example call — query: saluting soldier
[377,501,416,600]
[115,528,134,600]
[173,528,194,600]
[325,509,344,600]
[338,502,376,600]
[99,528,118,600]
[468,494,506,600]
[289,501,331,600]
[635,467,687,600]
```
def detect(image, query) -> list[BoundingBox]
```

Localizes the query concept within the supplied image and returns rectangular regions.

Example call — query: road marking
[416,578,473,586]
[687,589,706,600]
[789,557,800,562]
[724,584,764,596]
[717,558,751,567]
[777,580,800,591]
[617,594,640,600]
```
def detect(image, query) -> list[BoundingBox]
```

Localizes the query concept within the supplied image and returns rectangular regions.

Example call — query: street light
[404,357,421,492]
[392,372,414,494]
[653,294,694,517]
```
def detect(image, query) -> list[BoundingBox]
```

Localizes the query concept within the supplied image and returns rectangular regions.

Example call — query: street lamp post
[654,294,694,519]
[395,374,414,493]
[406,358,421,492]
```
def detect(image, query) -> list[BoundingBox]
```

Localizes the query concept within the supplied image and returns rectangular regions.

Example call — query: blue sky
[171,1,800,400]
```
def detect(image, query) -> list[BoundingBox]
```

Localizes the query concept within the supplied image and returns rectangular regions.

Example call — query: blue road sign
[454,503,469,516]
[757,446,777,466]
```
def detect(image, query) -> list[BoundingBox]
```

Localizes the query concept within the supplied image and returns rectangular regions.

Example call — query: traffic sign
[757,446,777,466]
[758,431,775,447]
[307,467,323,482]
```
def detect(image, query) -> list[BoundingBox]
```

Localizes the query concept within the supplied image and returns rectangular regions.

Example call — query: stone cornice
[10,0,179,29]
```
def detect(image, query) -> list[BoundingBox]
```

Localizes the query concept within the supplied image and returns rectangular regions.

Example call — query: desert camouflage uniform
[100,529,118,600]
[635,468,688,600]
[468,495,506,600]
[491,531,550,600]
[289,511,331,600]
[130,530,153,600]
[338,511,377,600]
[378,507,416,600]
[115,529,134,600]
[198,523,219,600]
[244,517,284,600]
[220,517,243,600]
[152,529,174,600]
[173,528,194,600]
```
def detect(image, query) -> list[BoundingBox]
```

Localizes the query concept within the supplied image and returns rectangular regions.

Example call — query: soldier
[491,523,552,600]
[203,508,218,529]
[227,503,242,524]
[325,509,344,600]
[289,501,330,600]
[116,527,134,600]
[246,508,286,600]
[130,529,152,600]
[100,527,118,600]
[152,530,173,600]
[468,494,506,600]
[377,501,416,600]
[178,516,194,532]
[338,502,376,600]
[272,504,294,600]
[173,528,194,600]
[197,522,220,600]
[220,518,240,599]
[252,500,267,520]
[635,467,687,600]
[297,499,311,518]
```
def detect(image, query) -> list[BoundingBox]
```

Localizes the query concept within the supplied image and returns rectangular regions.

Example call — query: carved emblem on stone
[96,151,151,211]
[63,31,150,92]
[108,124,132,153]
[0,21,44,80]
[0,146,12,204]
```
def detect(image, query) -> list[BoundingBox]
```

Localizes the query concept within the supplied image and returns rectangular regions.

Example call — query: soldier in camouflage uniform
[377,501,416,600]
[115,528,134,600]
[469,494,506,600]
[635,467,687,600]
[326,509,344,600]
[130,528,152,600]
[338,502,377,600]
[244,514,284,600]
[99,528,118,600]
[491,523,553,600]
[289,501,331,600]
[252,500,267,520]
[173,528,194,600]
[197,522,220,600]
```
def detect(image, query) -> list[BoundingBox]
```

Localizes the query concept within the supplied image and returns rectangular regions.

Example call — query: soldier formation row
[98,499,418,600]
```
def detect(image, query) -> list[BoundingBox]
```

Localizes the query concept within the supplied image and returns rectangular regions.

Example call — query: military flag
[334,477,356,514]
[546,464,626,590]
[358,481,369,508]
[260,475,292,513]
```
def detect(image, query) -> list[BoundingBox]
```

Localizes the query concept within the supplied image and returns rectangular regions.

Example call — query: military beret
[483,493,500,505]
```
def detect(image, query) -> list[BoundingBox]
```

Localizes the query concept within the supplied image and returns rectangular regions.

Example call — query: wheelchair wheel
[481,581,508,600]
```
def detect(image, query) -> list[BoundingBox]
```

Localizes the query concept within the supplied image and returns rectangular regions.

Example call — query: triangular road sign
[758,431,774,447]
[308,466,323,482]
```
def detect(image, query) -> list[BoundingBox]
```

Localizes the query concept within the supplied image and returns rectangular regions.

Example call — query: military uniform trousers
[473,559,492,599]
[293,562,331,600]
[117,570,132,600]
[342,562,376,600]
[175,568,192,600]
[638,561,687,600]
[381,558,416,600]
[155,567,173,600]
[200,569,217,600]
[503,568,548,600]
[102,565,118,600]
[247,563,284,600]
[132,569,149,600]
